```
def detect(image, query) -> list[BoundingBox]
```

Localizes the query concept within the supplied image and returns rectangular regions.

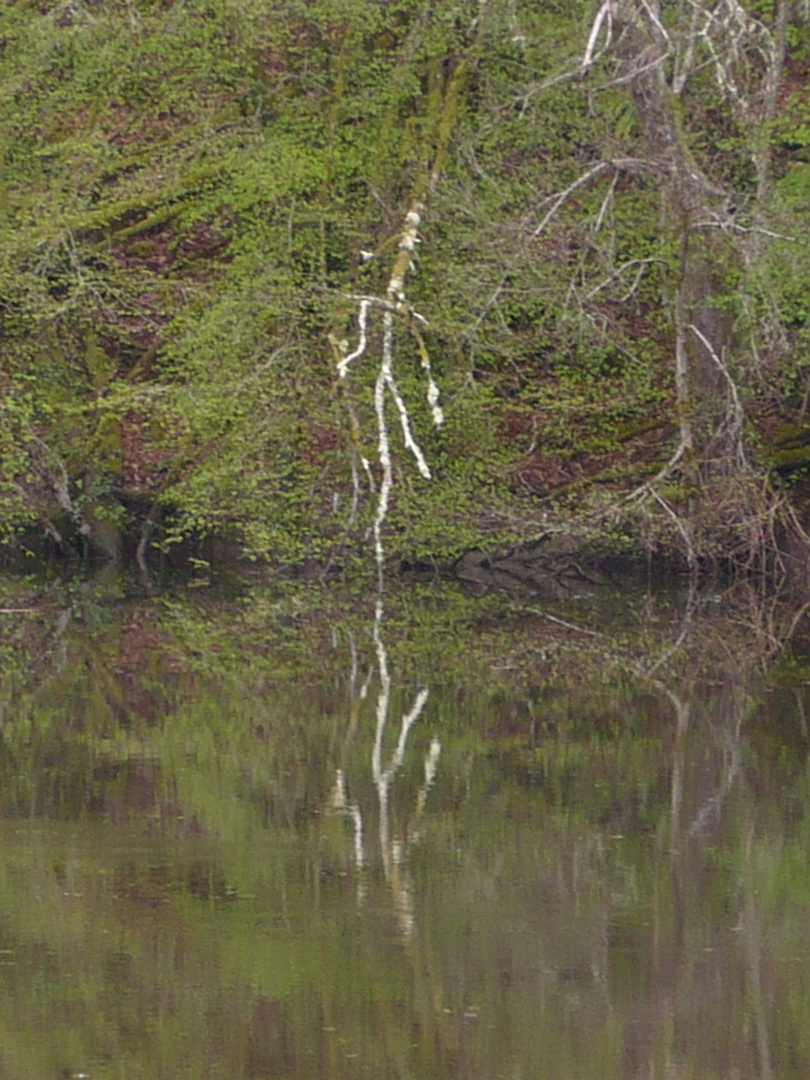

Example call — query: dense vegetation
[2,0,810,570]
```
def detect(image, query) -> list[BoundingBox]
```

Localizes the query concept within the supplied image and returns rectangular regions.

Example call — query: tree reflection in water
[329,595,439,939]
[0,570,809,1078]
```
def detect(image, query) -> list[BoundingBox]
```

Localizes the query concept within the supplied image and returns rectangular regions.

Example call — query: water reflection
[328,594,441,938]
[0,572,809,1078]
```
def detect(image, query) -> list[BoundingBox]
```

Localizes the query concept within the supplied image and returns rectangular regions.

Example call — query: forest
[3,0,810,575]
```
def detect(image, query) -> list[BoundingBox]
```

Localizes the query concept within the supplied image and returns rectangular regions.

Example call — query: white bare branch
[582,0,615,73]
[624,437,692,504]
[532,161,612,237]
[692,219,802,244]
[593,171,619,233]
[529,157,659,238]
[584,257,666,301]
[652,489,697,569]
[373,324,394,575]
[688,323,748,470]
[381,314,432,480]
[337,298,371,377]
[638,0,671,46]
[337,194,447,570]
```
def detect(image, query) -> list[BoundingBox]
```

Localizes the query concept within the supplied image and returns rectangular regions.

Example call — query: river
[0,567,808,1079]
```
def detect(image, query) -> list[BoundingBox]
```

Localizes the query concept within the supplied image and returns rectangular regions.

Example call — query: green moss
[769,445,810,472]
[770,423,810,449]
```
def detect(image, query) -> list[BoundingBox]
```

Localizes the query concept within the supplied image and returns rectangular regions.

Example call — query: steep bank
[3,1,810,573]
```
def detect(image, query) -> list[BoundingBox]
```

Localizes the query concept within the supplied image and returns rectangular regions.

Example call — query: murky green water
[1,570,810,1079]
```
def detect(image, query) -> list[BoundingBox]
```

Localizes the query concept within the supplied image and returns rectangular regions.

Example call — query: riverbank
[4,1,810,578]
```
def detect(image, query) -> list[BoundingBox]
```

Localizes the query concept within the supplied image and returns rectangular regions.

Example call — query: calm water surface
[0,571,809,1079]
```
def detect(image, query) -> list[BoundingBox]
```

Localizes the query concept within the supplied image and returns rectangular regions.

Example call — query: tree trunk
[615,0,738,477]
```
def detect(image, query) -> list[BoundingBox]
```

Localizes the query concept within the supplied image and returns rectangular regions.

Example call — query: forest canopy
[2,0,810,571]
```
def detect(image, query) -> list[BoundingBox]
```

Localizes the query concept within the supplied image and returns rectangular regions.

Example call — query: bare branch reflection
[329,595,438,939]
[613,581,810,1080]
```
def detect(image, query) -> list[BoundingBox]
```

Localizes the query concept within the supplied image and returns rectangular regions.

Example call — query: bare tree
[570,0,809,570]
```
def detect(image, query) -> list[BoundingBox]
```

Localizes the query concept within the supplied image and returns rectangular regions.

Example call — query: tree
[445,0,810,571]
[2,0,810,571]
[581,0,809,568]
